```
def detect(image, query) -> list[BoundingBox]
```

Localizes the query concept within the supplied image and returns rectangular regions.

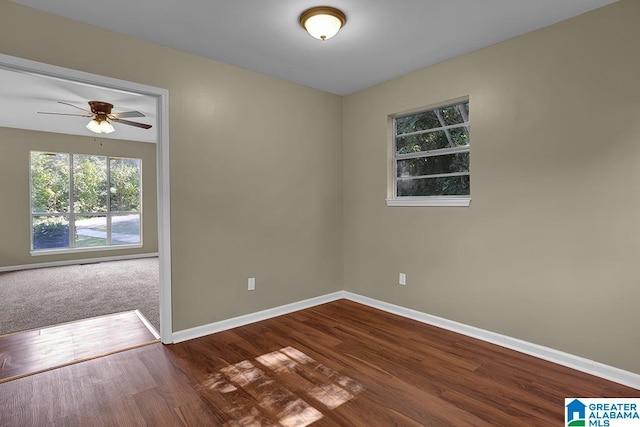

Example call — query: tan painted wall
[0,1,344,332]
[343,0,640,374]
[0,128,158,266]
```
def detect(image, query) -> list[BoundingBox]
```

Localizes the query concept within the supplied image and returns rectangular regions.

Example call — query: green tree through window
[393,100,470,198]
[30,151,142,251]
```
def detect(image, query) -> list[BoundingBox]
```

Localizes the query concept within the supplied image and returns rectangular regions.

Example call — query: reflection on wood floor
[0,310,159,383]
[202,346,364,426]
[0,300,637,426]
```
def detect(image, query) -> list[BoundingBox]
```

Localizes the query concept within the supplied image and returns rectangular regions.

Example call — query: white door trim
[0,53,173,343]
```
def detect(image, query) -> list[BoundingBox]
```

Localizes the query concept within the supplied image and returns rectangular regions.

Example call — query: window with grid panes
[392,100,470,203]
[30,151,142,253]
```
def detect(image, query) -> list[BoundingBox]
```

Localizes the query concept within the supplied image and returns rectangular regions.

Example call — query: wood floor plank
[0,310,158,383]
[0,299,638,426]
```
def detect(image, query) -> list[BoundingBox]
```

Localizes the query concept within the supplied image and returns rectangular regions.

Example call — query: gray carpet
[0,258,159,336]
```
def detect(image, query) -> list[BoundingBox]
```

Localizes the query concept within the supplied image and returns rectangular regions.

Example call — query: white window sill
[386,197,471,207]
[31,244,143,256]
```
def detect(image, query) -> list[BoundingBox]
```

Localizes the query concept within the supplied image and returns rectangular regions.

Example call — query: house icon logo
[566,399,587,426]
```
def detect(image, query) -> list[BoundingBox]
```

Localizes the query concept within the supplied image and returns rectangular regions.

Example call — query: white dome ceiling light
[299,6,346,41]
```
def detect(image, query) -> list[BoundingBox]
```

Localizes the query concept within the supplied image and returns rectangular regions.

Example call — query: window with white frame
[391,100,470,204]
[30,151,142,252]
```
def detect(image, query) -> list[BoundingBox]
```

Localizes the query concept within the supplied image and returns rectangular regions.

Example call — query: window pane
[110,158,141,212]
[30,152,69,213]
[33,215,69,249]
[449,126,470,146]
[396,110,440,135]
[397,152,469,178]
[73,155,107,213]
[74,215,107,247]
[395,101,469,136]
[397,175,470,197]
[396,127,469,154]
[111,214,141,245]
[440,103,469,126]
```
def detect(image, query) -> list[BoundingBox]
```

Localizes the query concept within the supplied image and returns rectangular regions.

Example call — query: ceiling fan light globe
[86,119,102,133]
[100,120,115,134]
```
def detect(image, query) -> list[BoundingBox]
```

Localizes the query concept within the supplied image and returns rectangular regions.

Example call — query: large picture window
[30,151,142,252]
[390,100,470,206]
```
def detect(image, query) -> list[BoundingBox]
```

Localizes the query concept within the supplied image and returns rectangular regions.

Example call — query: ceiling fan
[38,101,152,134]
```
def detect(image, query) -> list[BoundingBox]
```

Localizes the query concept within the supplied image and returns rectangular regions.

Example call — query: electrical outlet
[248,277,255,291]
[399,273,406,286]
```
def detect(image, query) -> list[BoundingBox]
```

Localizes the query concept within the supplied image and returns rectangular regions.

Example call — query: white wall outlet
[399,272,406,286]
[248,277,255,291]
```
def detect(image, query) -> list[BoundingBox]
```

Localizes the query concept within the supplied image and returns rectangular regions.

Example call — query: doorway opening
[0,53,172,343]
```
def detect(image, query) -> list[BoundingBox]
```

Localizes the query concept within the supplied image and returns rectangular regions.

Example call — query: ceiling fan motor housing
[89,101,113,116]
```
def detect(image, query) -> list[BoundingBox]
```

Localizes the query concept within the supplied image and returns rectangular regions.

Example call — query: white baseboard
[0,252,159,272]
[170,290,640,390]
[171,291,345,343]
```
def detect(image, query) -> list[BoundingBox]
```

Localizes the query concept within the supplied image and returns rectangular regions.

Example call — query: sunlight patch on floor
[203,346,364,426]
[307,384,353,410]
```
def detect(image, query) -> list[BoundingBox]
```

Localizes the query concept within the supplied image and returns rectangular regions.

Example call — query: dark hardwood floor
[0,300,637,426]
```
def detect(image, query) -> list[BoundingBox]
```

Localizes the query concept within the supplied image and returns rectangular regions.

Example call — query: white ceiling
[2,0,619,141]
[9,0,619,95]
[0,67,157,143]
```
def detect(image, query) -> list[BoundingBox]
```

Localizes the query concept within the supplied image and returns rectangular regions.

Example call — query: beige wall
[0,1,344,332]
[343,0,640,374]
[0,128,158,266]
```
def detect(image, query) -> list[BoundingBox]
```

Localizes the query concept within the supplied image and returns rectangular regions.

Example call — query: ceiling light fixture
[86,117,115,134]
[299,6,346,41]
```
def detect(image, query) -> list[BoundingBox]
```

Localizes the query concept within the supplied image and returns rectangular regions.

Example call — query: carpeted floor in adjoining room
[0,257,159,336]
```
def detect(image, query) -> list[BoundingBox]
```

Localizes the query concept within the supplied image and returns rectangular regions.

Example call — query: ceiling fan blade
[58,101,92,113]
[37,112,93,117]
[109,111,145,119]
[111,117,152,129]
